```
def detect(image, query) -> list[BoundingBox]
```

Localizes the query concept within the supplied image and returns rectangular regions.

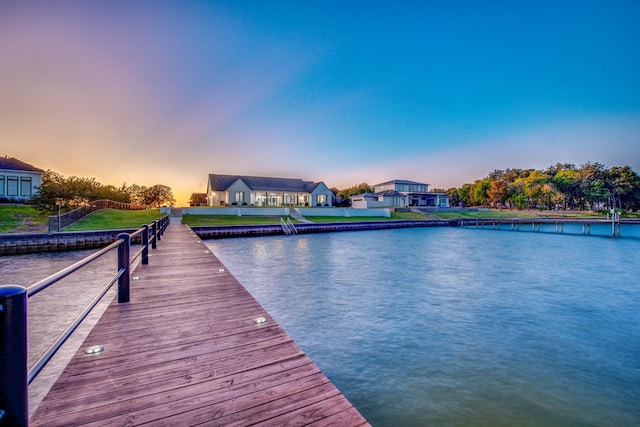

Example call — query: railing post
[0,285,28,427]
[141,224,149,265]
[157,219,162,241]
[117,234,130,303]
[151,221,157,249]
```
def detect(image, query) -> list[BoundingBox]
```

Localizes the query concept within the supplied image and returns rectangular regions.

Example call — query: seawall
[0,229,140,256]
[192,219,456,239]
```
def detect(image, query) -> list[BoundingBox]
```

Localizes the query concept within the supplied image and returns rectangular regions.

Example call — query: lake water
[205,227,640,426]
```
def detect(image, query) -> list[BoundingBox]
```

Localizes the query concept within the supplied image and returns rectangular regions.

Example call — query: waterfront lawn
[432,210,537,220]
[182,214,298,226]
[304,212,429,222]
[431,209,609,220]
[65,209,164,230]
[0,204,49,233]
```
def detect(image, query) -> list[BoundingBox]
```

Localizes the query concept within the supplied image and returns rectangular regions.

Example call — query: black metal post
[157,219,162,241]
[141,224,149,265]
[0,285,28,427]
[151,221,157,249]
[117,233,130,303]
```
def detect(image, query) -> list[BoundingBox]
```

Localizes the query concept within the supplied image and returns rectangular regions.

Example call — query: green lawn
[64,209,164,231]
[0,204,49,233]
[430,210,538,220]
[304,212,429,222]
[429,209,609,220]
[182,214,298,226]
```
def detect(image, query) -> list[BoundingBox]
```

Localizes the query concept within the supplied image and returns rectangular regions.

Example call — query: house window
[234,192,245,203]
[317,194,327,205]
[7,176,18,196]
[20,177,32,196]
[0,175,4,196]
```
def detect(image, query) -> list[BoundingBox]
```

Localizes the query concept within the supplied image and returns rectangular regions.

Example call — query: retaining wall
[192,219,455,239]
[0,229,140,256]
[181,207,391,217]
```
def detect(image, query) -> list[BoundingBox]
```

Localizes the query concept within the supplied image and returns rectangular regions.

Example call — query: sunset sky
[1,1,639,206]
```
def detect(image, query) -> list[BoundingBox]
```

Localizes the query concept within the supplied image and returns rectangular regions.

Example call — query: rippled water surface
[206,227,640,427]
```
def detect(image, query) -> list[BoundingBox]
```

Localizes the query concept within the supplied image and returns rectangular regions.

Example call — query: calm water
[206,227,640,426]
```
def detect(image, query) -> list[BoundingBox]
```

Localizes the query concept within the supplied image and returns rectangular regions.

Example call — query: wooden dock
[29,224,369,426]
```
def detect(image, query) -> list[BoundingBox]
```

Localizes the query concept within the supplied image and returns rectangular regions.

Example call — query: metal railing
[0,215,169,426]
[280,217,298,235]
[48,199,148,232]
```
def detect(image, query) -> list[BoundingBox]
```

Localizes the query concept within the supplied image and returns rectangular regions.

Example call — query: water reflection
[206,227,640,427]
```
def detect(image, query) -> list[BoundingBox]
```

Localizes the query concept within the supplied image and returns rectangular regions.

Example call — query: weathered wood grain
[29,224,369,426]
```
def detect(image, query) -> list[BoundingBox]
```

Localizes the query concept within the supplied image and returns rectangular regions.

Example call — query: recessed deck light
[132,276,140,281]
[85,345,104,354]
[254,317,267,324]
[218,268,225,272]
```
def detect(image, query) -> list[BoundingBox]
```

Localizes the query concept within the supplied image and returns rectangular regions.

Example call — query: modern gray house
[0,156,45,202]
[206,174,334,207]
[351,179,449,209]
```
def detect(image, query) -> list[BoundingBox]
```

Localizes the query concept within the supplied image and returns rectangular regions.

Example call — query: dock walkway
[30,224,369,426]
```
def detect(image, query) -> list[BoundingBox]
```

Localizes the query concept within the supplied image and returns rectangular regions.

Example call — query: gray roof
[208,174,324,192]
[375,190,407,197]
[0,156,44,173]
[350,192,377,198]
[374,179,428,187]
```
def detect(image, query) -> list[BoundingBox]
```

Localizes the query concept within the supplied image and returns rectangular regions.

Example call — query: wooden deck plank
[29,224,369,426]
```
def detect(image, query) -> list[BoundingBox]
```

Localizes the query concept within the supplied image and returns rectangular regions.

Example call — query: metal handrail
[27,239,123,298]
[28,267,126,384]
[0,215,169,425]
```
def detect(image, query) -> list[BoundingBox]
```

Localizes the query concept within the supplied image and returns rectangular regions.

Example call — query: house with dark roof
[206,174,333,207]
[351,179,449,209]
[0,156,45,202]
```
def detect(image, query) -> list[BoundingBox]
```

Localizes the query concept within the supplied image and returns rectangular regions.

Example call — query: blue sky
[1,1,638,204]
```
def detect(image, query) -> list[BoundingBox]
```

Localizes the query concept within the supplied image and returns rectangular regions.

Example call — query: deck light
[254,317,267,324]
[85,345,104,354]
[132,276,140,281]
[218,268,225,272]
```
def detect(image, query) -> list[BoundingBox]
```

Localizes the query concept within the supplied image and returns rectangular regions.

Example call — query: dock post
[142,224,149,265]
[117,234,131,303]
[0,285,28,427]
[151,221,157,249]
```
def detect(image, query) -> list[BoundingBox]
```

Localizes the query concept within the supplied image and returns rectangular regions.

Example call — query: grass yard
[64,209,164,231]
[430,209,610,220]
[182,214,298,226]
[303,211,430,222]
[0,204,49,233]
[430,210,538,220]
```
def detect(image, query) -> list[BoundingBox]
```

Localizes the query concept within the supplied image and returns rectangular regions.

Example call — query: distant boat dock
[27,224,370,426]
[457,217,640,237]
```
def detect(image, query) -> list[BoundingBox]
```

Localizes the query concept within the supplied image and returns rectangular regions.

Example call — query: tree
[457,183,473,206]
[189,193,207,206]
[141,185,176,207]
[126,184,148,205]
[609,166,640,211]
[446,187,460,207]
[487,180,508,208]
[335,183,374,207]
[551,168,581,209]
[470,178,491,206]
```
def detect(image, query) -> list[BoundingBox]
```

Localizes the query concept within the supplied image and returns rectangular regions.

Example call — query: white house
[0,156,44,202]
[351,179,450,209]
[206,174,334,207]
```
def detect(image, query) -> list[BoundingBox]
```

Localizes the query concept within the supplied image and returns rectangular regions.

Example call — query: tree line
[442,163,640,211]
[29,170,176,213]
[329,163,640,212]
